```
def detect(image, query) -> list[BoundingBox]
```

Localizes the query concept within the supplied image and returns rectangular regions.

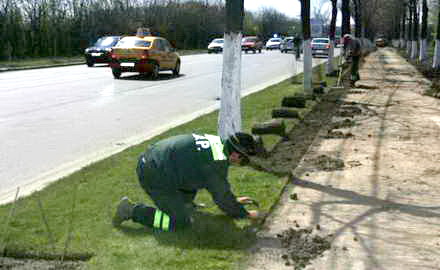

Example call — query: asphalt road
[0,49,339,203]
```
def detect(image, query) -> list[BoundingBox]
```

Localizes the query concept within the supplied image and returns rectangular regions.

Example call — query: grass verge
[0,62,337,270]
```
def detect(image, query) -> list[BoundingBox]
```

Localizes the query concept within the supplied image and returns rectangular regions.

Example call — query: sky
[244,0,340,25]
[244,0,302,18]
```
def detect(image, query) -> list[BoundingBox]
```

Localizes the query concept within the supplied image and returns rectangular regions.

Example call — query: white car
[207,38,224,53]
[311,38,330,57]
[265,38,282,50]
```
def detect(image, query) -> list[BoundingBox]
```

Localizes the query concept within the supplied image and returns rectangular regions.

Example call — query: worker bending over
[112,132,262,231]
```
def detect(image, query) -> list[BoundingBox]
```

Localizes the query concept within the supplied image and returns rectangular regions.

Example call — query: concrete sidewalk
[247,48,440,270]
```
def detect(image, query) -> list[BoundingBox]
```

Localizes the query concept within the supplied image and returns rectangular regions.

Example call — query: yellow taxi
[109,34,180,79]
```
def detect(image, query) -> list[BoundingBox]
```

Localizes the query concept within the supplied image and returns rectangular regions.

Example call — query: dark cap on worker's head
[225,132,258,157]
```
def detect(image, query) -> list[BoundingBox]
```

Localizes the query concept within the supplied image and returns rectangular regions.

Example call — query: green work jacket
[144,134,248,218]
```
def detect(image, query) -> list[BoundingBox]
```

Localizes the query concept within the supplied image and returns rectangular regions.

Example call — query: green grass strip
[0,62,337,270]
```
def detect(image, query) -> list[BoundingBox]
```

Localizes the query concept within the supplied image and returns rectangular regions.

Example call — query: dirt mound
[425,79,440,98]
[322,130,354,139]
[337,105,362,118]
[307,155,345,171]
[329,119,356,130]
[277,226,332,269]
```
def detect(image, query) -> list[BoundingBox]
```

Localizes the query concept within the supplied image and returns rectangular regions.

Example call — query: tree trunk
[327,0,337,75]
[218,0,244,140]
[300,0,312,94]
[407,4,413,56]
[410,0,419,60]
[433,3,440,69]
[353,0,362,38]
[401,3,407,48]
[419,0,428,62]
[341,0,351,36]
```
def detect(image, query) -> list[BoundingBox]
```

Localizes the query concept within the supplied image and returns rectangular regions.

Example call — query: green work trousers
[350,56,360,84]
[132,155,195,231]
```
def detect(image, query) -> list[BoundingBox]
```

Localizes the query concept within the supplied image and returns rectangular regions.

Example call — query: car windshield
[270,38,281,42]
[116,37,151,48]
[94,37,119,47]
[213,39,224,44]
[313,39,329,44]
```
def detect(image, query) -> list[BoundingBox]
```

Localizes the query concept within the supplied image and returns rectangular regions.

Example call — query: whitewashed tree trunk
[406,41,412,56]
[327,40,335,74]
[411,41,418,59]
[419,39,427,62]
[303,39,312,94]
[219,32,242,140]
[433,40,440,69]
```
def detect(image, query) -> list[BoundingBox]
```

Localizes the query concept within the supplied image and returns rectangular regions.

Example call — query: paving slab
[246,48,440,270]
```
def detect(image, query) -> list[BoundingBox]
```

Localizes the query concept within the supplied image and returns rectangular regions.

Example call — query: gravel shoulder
[246,48,440,270]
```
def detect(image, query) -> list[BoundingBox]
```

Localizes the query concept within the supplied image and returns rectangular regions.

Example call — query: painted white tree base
[219,32,242,140]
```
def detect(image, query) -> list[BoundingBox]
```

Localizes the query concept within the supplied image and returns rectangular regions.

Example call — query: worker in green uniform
[112,132,262,232]
[293,35,302,60]
[343,34,362,87]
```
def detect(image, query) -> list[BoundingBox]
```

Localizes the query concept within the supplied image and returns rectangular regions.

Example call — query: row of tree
[0,0,301,60]
[218,0,440,138]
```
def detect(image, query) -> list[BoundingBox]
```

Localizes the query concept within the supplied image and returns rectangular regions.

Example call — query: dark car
[84,36,122,67]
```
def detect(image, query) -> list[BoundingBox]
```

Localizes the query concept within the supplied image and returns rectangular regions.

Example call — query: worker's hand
[247,210,264,220]
[237,197,260,207]
[237,196,253,204]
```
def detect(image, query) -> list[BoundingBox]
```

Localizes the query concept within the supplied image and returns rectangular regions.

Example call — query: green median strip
[0,63,337,270]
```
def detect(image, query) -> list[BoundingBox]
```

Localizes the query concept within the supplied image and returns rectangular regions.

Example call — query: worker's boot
[112,196,135,227]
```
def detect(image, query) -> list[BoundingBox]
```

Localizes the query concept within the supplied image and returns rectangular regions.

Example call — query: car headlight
[105,48,112,52]
[85,48,90,53]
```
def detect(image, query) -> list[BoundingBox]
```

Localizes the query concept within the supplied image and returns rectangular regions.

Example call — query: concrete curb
[0,61,86,72]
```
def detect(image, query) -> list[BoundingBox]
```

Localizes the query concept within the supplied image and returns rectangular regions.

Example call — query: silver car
[311,38,330,57]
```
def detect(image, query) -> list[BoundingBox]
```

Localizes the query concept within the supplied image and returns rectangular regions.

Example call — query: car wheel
[150,63,160,80]
[208,51,212,54]
[112,68,121,79]
[245,50,248,54]
[86,60,94,67]
[253,50,256,54]
[173,61,180,76]
[258,49,262,53]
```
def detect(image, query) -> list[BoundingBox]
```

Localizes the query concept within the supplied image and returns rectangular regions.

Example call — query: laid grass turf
[0,62,337,269]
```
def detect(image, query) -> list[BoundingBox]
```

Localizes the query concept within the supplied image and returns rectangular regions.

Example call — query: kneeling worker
[112,132,262,231]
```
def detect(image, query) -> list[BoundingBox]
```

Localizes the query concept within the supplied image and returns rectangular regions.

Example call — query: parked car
[84,36,122,67]
[311,38,330,57]
[207,38,224,53]
[375,38,386,47]
[109,35,180,79]
[241,36,263,53]
[265,38,282,50]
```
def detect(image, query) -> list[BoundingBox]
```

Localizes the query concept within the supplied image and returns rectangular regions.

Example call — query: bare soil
[247,48,440,270]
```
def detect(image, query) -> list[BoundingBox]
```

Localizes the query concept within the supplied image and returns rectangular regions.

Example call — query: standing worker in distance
[293,35,302,61]
[112,132,263,232]
[343,34,362,87]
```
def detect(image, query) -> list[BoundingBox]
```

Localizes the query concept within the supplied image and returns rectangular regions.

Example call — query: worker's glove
[237,196,260,207]
[247,210,267,220]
